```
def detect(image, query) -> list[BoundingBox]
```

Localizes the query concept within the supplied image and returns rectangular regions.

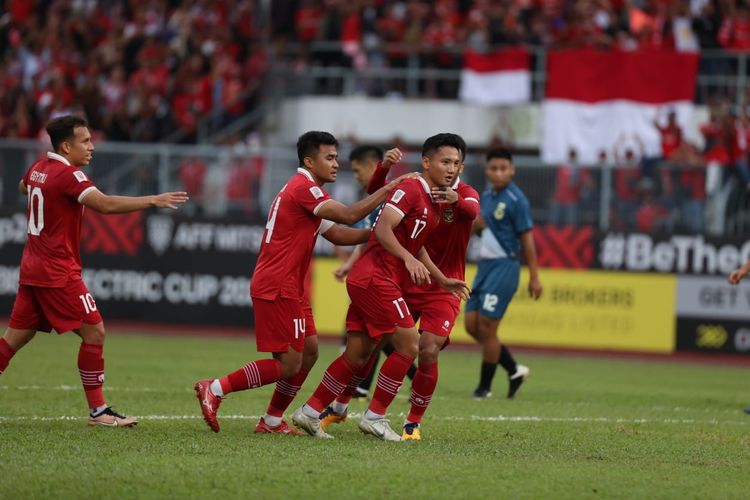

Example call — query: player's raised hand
[405,255,431,285]
[382,148,402,169]
[528,276,543,299]
[153,192,189,209]
[440,278,471,301]
[431,186,458,204]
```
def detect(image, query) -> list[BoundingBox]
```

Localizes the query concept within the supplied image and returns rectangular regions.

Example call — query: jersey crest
[442,207,455,223]
[493,202,506,220]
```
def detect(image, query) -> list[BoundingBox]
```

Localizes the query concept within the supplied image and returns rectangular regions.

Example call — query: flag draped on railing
[459,47,531,105]
[541,49,699,164]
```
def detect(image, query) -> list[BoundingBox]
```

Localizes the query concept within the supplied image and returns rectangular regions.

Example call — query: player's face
[485,157,515,190]
[63,126,95,167]
[306,144,339,185]
[422,146,460,187]
[351,159,375,188]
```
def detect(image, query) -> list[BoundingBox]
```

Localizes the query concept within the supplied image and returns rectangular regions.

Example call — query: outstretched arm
[81,188,188,214]
[416,247,470,300]
[729,259,750,284]
[316,172,414,225]
[322,225,370,246]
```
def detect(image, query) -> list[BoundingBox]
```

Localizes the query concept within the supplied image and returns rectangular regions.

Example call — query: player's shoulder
[457,182,480,198]
[506,182,529,203]
[289,169,328,200]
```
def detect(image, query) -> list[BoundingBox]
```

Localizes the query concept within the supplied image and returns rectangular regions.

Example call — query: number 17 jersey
[347,176,439,289]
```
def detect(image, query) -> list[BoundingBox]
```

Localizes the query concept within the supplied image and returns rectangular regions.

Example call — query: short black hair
[297,131,338,165]
[486,148,513,163]
[421,133,466,160]
[46,115,88,152]
[349,145,383,164]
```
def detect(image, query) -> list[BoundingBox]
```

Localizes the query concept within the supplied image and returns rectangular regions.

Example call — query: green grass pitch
[0,331,748,499]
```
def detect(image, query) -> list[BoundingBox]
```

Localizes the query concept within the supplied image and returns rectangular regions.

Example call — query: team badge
[147,215,174,255]
[443,207,455,223]
[493,202,506,220]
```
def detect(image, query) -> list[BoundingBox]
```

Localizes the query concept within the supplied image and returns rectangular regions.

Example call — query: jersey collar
[47,151,71,166]
[417,175,431,194]
[297,167,314,182]
[451,176,460,189]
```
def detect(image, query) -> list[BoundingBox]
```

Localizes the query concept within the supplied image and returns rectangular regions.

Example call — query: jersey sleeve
[293,180,332,216]
[512,195,534,234]
[456,185,480,219]
[383,180,415,220]
[60,168,96,203]
[366,162,389,194]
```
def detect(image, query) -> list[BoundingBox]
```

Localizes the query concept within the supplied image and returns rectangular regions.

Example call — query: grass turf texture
[0,332,748,499]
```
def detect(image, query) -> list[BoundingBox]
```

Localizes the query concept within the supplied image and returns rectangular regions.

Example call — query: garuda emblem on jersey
[493,202,506,220]
[442,207,455,223]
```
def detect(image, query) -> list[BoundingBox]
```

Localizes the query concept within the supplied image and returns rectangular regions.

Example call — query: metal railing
[3,138,748,237]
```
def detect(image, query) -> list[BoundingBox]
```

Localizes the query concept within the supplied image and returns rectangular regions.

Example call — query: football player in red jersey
[0,115,188,427]
[321,134,479,440]
[194,131,410,435]
[293,133,470,441]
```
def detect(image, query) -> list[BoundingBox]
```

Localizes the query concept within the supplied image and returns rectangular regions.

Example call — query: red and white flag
[459,47,531,105]
[541,49,699,164]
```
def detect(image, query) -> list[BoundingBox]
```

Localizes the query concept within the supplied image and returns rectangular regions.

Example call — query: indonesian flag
[459,47,531,105]
[541,49,699,164]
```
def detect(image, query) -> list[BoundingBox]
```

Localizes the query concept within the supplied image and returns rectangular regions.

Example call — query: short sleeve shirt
[19,152,96,287]
[251,168,333,300]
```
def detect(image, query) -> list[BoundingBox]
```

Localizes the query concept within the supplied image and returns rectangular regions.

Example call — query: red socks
[306,355,357,412]
[0,338,15,375]
[78,343,105,409]
[407,361,438,424]
[219,359,283,395]
[334,352,378,406]
[368,351,415,415]
[266,368,310,417]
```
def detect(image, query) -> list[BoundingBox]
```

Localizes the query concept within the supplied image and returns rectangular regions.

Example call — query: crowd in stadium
[2,0,750,234]
[1,0,748,142]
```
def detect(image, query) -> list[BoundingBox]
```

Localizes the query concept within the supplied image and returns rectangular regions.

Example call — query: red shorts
[9,281,103,333]
[406,290,460,338]
[253,297,314,353]
[345,280,415,340]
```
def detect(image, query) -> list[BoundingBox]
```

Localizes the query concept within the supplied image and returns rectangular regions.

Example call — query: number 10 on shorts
[79,293,98,314]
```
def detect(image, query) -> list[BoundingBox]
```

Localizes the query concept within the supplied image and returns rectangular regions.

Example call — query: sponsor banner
[312,258,676,354]
[534,224,595,269]
[597,232,750,276]
[675,318,750,355]
[676,275,750,320]
[0,210,264,327]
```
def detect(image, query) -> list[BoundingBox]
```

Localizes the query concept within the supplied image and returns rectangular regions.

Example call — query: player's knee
[418,344,439,364]
[280,358,303,379]
[81,324,106,345]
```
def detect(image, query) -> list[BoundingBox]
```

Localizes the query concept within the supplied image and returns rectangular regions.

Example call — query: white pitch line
[0,413,746,426]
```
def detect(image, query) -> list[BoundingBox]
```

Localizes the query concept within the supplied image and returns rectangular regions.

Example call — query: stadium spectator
[549,147,594,227]
[0,115,188,427]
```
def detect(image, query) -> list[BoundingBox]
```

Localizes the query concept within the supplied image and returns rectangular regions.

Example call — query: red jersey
[348,176,439,289]
[19,152,97,287]
[404,179,479,294]
[250,168,333,301]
